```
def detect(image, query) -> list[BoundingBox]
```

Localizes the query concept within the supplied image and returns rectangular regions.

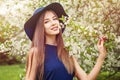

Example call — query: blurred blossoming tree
[0,0,120,76]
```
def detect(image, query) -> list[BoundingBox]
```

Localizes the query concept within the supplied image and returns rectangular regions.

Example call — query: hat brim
[24,2,68,41]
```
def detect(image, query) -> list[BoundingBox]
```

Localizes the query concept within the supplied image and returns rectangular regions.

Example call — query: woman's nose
[51,20,56,25]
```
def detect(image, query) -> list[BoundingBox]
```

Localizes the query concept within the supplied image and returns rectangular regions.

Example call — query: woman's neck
[45,35,57,46]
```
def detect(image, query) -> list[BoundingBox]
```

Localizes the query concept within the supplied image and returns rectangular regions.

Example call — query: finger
[102,36,107,41]
[98,37,102,45]
[100,38,105,46]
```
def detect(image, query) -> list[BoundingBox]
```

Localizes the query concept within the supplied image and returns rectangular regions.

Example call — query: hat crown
[33,7,44,15]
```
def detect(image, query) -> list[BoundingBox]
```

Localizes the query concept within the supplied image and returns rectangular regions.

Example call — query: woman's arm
[73,37,107,80]
[88,37,107,80]
[72,56,88,80]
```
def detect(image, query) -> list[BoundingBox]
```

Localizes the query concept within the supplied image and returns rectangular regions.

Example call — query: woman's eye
[53,17,58,20]
[44,21,49,23]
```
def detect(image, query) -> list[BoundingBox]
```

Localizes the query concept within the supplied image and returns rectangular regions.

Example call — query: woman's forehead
[44,10,58,18]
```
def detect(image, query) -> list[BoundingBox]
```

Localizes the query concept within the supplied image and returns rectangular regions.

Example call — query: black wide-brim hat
[24,2,68,41]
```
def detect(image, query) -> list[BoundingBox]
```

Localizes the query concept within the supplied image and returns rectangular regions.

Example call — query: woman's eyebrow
[44,18,49,21]
[44,15,57,20]
[52,15,57,18]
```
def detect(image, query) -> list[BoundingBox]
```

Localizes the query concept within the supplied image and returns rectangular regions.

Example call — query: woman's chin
[51,30,60,35]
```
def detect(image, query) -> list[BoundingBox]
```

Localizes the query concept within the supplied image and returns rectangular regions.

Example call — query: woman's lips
[51,26,59,31]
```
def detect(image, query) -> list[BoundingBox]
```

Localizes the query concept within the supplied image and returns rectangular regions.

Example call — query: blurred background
[0,0,120,80]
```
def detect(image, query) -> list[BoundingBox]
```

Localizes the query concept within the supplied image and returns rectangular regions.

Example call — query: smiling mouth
[51,26,59,31]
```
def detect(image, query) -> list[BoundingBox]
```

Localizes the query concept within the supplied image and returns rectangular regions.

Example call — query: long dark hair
[25,10,74,80]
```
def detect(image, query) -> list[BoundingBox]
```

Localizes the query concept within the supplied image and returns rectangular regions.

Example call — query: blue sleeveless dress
[43,44,74,80]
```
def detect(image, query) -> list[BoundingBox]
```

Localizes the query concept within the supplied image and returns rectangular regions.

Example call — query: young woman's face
[44,10,61,36]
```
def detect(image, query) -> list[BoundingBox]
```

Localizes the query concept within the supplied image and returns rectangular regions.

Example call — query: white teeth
[52,27,58,31]
[51,27,58,31]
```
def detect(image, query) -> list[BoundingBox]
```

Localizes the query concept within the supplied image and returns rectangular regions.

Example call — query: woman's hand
[72,36,108,80]
[97,36,107,59]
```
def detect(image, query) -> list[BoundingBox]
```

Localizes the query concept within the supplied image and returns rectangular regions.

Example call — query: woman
[24,2,107,80]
